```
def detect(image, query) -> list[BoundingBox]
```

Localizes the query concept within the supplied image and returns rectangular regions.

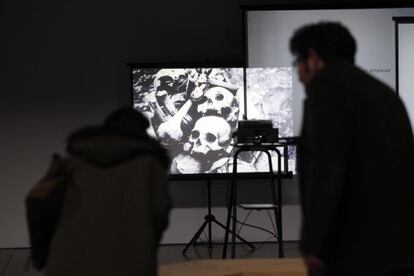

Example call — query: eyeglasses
[292,57,301,69]
[292,56,307,70]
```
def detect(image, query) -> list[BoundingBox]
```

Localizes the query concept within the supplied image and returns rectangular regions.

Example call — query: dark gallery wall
[0,0,409,247]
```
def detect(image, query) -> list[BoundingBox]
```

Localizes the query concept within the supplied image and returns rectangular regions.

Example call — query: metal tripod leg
[183,179,254,255]
[182,216,210,254]
[182,214,255,254]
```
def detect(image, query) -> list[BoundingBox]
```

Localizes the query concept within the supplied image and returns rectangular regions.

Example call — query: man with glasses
[290,22,414,276]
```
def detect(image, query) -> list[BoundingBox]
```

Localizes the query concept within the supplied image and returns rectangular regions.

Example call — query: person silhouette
[290,22,414,276]
[45,107,171,276]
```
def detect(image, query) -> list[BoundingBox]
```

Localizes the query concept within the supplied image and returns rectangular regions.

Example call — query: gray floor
[0,242,300,275]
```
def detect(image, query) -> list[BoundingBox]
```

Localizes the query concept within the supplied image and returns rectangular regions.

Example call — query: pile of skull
[135,68,242,173]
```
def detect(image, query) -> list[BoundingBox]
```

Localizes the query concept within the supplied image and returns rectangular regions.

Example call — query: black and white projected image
[132,68,244,174]
[244,67,295,173]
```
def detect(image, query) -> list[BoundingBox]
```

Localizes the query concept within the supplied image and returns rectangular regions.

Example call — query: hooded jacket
[45,126,171,276]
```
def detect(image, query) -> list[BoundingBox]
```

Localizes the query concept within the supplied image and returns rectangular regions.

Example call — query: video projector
[234,120,279,145]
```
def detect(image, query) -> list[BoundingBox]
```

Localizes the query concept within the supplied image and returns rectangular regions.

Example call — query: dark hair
[104,106,150,132]
[290,22,357,64]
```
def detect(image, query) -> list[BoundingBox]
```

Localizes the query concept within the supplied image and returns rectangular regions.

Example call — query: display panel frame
[393,16,414,95]
[393,16,414,132]
[128,62,296,178]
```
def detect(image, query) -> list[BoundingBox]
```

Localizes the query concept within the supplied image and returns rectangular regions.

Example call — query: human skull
[197,86,236,118]
[189,116,232,155]
[154,69,187,92]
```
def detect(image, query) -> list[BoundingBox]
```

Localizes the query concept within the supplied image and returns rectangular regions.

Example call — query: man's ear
[307,49,325,71]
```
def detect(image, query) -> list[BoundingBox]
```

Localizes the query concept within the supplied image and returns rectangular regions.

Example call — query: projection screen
[131,66,293,174]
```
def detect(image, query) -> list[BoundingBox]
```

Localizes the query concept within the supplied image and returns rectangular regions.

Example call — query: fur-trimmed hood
[66,126,170,169]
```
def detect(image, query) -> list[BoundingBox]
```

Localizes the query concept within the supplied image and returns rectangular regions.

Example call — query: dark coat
[45,126,171,276]
[299,59,414,276]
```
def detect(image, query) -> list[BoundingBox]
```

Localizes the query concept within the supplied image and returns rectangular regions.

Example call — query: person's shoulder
[351,64,397,99]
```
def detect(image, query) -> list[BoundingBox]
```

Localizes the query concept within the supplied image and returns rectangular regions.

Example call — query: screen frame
[128,62,295,178]
[392,16,414,95]
[128,62,254,179]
